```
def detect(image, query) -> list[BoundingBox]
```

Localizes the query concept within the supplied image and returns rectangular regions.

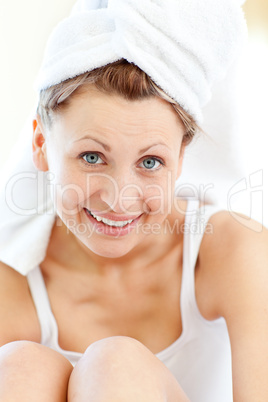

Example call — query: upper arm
[0,262,40,346]
[198,212,268,401]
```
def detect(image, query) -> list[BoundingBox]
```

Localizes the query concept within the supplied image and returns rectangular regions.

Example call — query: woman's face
[35,86,185,258]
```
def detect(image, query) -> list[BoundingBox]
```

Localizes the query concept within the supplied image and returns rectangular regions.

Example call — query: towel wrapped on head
[36,0,247,124]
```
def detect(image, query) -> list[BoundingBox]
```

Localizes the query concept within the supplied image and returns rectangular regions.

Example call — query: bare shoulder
[0,261,28,302]
[196,210,268,320]
[0,261,40,346]
[200,209,267,258]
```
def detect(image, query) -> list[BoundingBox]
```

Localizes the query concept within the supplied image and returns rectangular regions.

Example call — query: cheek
[51,171,116,215]
[48,167,88,216]
[143,172,177,216]
[50,183,84,220]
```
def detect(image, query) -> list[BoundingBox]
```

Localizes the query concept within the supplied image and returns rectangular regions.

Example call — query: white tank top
[27,199,233,401]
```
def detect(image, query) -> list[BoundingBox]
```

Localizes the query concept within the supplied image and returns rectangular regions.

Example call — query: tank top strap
[180,199,224,331]
[27,265,83,365]
[27,266,58,346]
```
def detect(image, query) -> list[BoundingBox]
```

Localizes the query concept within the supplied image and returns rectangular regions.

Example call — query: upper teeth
[89,211,134,227]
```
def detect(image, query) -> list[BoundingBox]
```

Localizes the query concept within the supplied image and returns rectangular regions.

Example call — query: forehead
[52,86,185,144]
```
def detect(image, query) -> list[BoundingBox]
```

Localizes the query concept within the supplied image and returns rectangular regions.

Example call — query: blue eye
[82,153,103,164]
[141,158,162,170]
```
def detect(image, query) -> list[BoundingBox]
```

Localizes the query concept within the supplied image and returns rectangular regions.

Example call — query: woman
[0,1,267,401]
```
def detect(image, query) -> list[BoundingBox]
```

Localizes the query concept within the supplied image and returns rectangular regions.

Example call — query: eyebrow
[73,135,171,154]
[73,136,111,151]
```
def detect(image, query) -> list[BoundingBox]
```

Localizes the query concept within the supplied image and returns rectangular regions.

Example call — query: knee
[78,336,160,372]
[0,341,73,401]
[87,335,155,360]
[69,337,190,402]
[69,336,169,398]
[0,340,73,382]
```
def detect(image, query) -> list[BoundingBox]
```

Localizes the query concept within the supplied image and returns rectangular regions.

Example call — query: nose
[99,172,144,215]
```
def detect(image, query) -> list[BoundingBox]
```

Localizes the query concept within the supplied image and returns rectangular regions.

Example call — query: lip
[84,208,143,237]
[87,209,142,222]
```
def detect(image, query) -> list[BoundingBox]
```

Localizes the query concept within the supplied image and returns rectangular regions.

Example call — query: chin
[79,234,137,259]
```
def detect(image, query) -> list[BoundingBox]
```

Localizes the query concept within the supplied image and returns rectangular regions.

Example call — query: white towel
[36,0,247,124]
[0,0,248,275]
[0,110,56,275]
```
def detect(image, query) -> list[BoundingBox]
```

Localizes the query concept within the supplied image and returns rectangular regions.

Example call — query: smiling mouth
[85,209,136,228]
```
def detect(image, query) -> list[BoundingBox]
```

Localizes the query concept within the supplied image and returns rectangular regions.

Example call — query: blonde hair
[37,59,200,145]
